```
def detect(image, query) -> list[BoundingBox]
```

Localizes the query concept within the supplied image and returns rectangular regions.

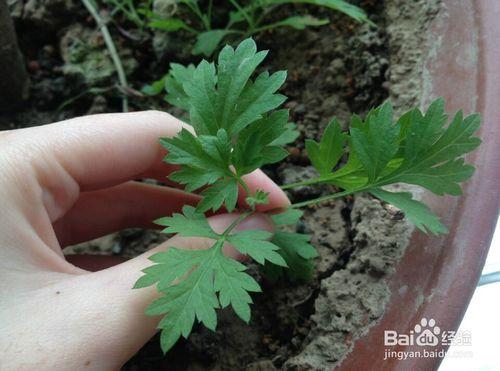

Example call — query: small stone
[27,60,40,72]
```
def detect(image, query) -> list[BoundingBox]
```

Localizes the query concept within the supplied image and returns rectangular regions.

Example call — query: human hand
[0,111,289,370]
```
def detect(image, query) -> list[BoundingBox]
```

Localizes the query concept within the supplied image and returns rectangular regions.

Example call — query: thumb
[71,212,274,369]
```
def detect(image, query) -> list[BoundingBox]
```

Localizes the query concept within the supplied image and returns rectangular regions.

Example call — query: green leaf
[162,128,232,192]
[306,118,347,176]
[215,39,269,134]
[312,98,481,234]
[398,99,447,164]
[165,63,196,110]
[134,247,209,291]
[146,246,220,353]
[270,122,299,146]
[148,18,189,32]
[266,231,318,281]
[161,38,293,212]
[176,38,288,138]
[232,110,291,174]
[154,205,219,239]
[193,30,231,57]
[182,60,218,135]
[271,208,303,225]
[265,209,317,282]
[369,188,448,235]
[268,15,329,30]
[381,103,481,196]
[169,166,221,193]
[141,74,168,96]
[197,177,239,213]
[228,230,288,267]
[275,231,318,260]
[394,159,475,196]
[136,233,265,353]
[229,70,287,135]
[162,38,291,215]
[325,99,481,197]
[349,102,400,181]
[214,254,261,323]
[246,190,269,208]
[252,0,371,24]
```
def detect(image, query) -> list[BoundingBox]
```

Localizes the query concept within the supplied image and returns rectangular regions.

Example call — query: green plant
[146,0,371,57]
[134,38,481,353]
[103,0,154,29]
[82,0,131,111]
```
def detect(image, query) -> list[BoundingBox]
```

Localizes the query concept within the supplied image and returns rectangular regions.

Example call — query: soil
[2,0,441,369]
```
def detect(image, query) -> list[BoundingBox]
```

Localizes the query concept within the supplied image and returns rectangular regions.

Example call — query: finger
[238,169,291,212]
[53,181,200,247]
[6,111,188,222]
[62,212,274,369]
[65,255,127,271]
[40,111,188,190]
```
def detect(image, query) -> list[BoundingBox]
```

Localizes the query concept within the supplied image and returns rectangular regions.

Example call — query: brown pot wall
[339,0,500,369]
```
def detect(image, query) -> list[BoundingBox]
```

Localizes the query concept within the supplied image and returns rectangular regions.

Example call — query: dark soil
[2,0,441,369]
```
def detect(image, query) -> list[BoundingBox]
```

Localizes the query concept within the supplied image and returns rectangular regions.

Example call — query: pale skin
[0,111,290,370]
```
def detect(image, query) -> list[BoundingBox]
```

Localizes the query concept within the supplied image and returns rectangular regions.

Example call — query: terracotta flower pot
[339,0,500,369]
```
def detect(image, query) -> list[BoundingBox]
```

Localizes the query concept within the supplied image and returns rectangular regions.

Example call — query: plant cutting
[133,37,482,353]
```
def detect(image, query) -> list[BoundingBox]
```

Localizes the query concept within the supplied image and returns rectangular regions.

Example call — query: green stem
[255,5,272,26]
[280,170,363,190]
[220,170,366,238]
[177,22,198,34]
[207,0,214,28]
[81,0,129,112]
[280,177,326,190]
[235,175,251,198]
[216,186,364,242]
[290,188,365,209]
[229,0,255,30]
[185,1,210,30]
[222,211,253,238]
[250,21,285,34]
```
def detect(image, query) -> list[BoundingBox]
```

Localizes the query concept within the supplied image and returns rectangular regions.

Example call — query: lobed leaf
[306,118,347,176]
[349,102,400,182]
[271,208,304,226]
[228,230,288,267]
[214,254,262,322]
[264,231,318,281]
[154,205,219,239]
[245,190,270,208]
[263,209,318,281]
[147,248,220,352]
[232,110,291,174]
[369,188,448,235]
[196,177,239,213]
[136,223,269,353]
[134,248,209,291]
[183,60,219,135]
[164,38,291,213]
[193,30,231,57]
[310,98,481,234]
[165,64,196,110]
[381,102,482,196]
[161,129,233,192]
